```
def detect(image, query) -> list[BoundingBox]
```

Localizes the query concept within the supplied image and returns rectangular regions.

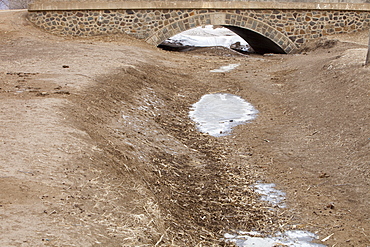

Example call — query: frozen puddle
[225,230,325,247]
[189,93,258,137]
[254,183,286,208]
[210,63,240,73]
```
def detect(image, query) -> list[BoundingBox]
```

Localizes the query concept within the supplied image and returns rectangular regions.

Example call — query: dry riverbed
[0,10,369,246]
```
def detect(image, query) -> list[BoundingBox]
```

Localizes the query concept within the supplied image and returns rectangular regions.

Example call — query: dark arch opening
[223,25,286,54]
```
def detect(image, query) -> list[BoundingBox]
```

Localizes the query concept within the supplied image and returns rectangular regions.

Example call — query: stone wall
[28,8,370,53]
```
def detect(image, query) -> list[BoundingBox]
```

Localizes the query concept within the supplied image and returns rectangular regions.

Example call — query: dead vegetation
[62,65,292,245]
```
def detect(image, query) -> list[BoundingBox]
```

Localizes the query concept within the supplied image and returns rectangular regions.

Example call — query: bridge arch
[145,13,298,54]
[28,2,370,52]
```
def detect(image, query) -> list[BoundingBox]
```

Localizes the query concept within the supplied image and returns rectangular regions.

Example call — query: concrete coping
[0,9,27,12]
[28,1,370,12]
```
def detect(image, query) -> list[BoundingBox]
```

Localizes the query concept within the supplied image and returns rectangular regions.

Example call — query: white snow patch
[253,183,286,208]
[210,63,240,73]
[166,25,251,51]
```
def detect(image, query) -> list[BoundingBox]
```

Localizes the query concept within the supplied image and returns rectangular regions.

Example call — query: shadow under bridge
[223,25,286,54]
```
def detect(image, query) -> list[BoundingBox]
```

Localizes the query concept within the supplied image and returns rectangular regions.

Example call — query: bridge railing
[30,0,369,4]
[29,0,370,11]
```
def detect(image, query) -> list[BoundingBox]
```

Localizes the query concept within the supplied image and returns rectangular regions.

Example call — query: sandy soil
[0,10,369,246]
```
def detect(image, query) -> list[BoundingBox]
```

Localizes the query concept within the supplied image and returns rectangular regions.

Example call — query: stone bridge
[28,1,370,54]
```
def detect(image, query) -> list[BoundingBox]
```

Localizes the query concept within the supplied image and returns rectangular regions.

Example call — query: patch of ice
[224,230,326,247]
[253,183,286,208]
[189,93,258,137]
[210,63,240,73]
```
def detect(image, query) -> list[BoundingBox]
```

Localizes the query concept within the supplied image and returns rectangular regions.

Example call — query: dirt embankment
[0,10,369,246]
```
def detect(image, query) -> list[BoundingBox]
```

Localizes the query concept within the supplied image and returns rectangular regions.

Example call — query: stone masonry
[27,2,370,53]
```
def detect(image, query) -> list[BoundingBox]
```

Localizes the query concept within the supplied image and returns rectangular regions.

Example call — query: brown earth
[0,9,369,247]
